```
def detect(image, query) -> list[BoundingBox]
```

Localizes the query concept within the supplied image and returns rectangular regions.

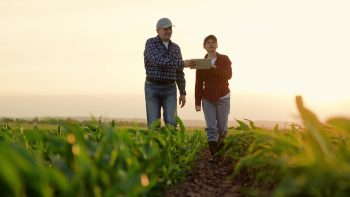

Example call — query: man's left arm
[176,68,186,96]
[175,47,186,107]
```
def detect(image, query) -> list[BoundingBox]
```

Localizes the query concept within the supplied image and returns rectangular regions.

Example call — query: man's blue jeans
[145,81,177,129]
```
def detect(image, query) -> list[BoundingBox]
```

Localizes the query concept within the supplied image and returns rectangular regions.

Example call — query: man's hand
[179,95,186,108]
[195,105,201,112]
[211,64,217,69]
[184,60,195,68]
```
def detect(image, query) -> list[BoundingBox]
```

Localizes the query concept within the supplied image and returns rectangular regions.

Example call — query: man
[144,17,193,129]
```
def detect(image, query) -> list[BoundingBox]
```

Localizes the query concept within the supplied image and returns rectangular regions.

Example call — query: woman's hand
[211,64,217,69]
[195,105,201,112]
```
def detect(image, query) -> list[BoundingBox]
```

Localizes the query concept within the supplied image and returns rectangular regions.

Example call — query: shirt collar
[156,35,173,45]
[205,52,221,59]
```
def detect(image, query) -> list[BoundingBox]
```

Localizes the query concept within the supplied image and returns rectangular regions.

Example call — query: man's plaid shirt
[144,35,186,95]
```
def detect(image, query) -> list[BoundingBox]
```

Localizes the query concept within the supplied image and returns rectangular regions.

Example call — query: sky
[1,0,349,122]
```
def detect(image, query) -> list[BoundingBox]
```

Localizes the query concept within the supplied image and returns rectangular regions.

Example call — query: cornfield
[1,96,350,197]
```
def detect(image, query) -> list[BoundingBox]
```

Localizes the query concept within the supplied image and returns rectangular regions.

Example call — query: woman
[195,35,232,161]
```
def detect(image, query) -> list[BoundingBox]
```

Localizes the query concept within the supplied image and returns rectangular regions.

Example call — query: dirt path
[166,148,248,197]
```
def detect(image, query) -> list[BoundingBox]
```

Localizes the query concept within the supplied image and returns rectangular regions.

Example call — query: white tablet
[190,59,211,69]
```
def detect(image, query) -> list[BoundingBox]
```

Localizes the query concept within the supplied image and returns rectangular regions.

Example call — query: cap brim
[159,24,175,28]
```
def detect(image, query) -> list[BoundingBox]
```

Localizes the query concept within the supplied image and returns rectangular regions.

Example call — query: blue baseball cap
[156,18,175,29]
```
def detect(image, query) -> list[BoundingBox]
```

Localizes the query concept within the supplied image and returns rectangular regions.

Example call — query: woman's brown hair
[203,35,217,46]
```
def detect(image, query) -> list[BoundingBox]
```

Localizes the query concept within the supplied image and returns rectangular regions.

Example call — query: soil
[166,148,254,197]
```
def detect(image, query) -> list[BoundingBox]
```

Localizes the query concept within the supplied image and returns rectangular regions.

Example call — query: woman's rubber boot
[208,141,218,163]
[218,137,225,152]
[217,132,227,152]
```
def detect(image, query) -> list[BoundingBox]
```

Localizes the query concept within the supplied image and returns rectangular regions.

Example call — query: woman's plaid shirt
[195,53,232,106]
